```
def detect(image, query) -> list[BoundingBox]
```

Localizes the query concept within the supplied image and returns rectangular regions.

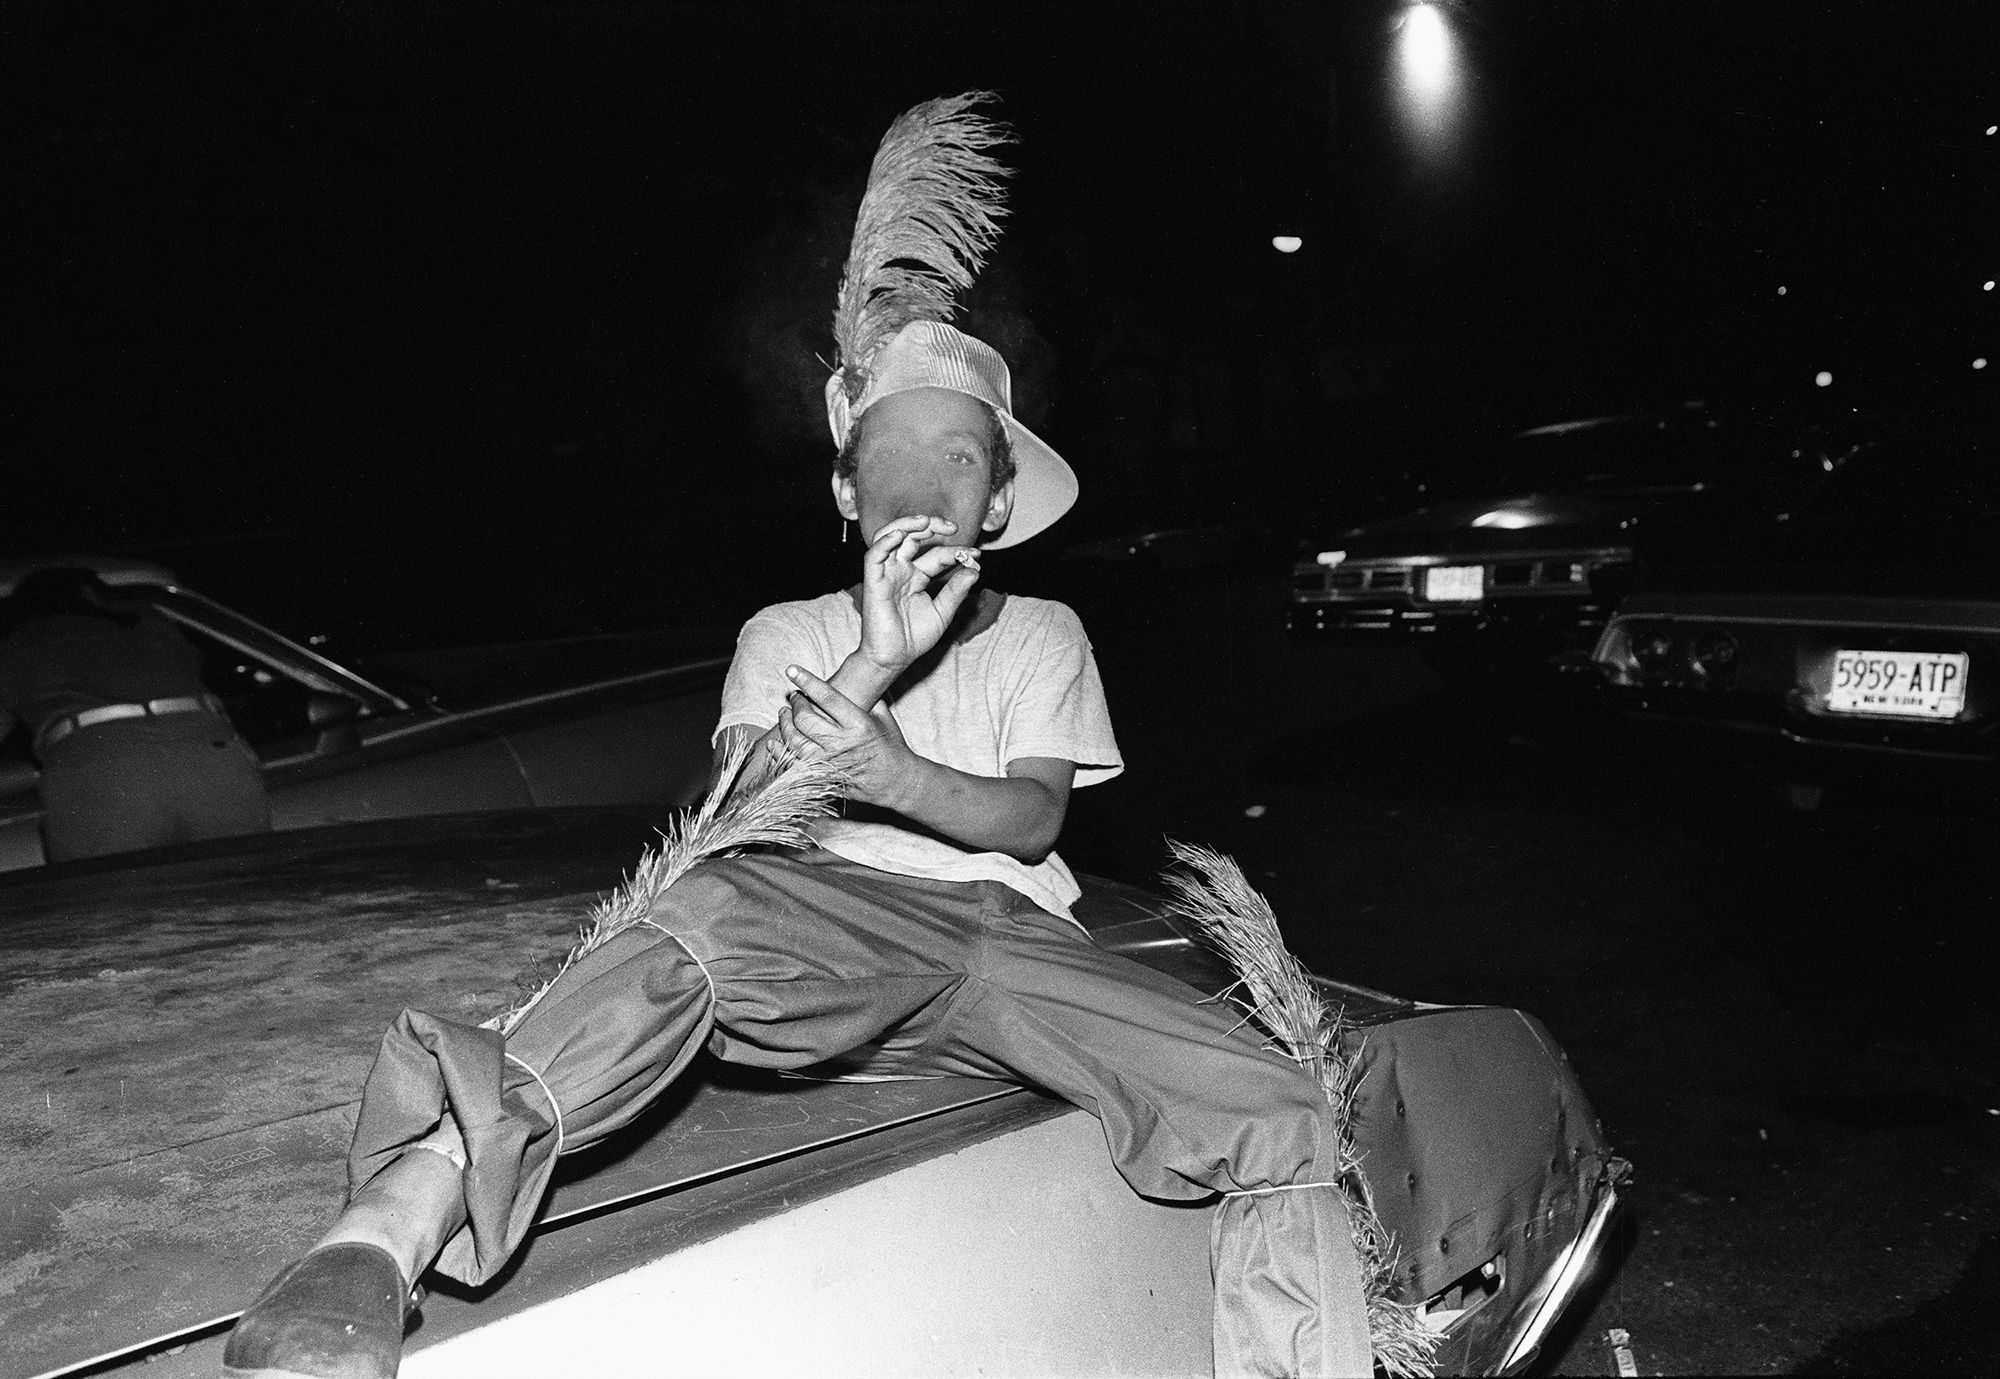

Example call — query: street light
[1398,4,1453,101]
[1394,3,1461,153]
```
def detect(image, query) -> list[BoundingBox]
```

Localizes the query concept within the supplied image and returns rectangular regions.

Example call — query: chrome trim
[151,587,410,713]
[1496,1181,1621,1375]
[1305,547,1633,571]
[355,656,735,749]
[1778,728,1989,761]
[1610,593,2000,636]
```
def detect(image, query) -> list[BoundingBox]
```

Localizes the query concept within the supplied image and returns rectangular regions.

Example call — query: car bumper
[1287,596,1617,660]
[1496,1173,1625,1376]
[1290,551,1630,645]
[1598,685,2000,785]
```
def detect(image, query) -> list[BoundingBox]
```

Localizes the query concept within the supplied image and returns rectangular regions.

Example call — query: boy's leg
[1210,1186,1372,1379]
[231,852,1366,1376]
[226,852,985,1377]
[224,909,720,1378]
[879,888,1374,1379]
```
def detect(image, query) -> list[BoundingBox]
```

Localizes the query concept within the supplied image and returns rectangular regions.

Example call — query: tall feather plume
[1162,839,1441,1379]
[831,92,1013,404]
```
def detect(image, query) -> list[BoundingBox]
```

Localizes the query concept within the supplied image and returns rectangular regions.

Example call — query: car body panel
[397,1107,1218,1379]
[2,810,1619,1378]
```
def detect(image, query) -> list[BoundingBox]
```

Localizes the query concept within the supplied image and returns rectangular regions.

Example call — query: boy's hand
[777,666,920,809]
[858,515,981,672]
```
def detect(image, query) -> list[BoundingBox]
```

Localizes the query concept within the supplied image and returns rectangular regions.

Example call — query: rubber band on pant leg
[406,1137,467,1172]
[504,1053,567,1159]
[1223,1182,1343,1197]
[636,917,719,1008]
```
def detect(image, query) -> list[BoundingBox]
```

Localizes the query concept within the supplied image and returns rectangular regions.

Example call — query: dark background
[6,0,1995,644]
[5,6,1997,1373]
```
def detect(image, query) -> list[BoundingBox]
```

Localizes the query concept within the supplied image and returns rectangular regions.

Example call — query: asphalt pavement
[1033,559,2000,1376]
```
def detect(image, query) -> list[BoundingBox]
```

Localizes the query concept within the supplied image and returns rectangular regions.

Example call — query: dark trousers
[37,713,270,862]
[351,850,1371,1377]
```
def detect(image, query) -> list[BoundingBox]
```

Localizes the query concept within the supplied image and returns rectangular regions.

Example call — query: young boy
[223,101,1371,1379]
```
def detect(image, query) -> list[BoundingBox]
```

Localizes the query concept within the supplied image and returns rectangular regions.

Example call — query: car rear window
[1794,423,2000,520]
[1494,414,1815,494]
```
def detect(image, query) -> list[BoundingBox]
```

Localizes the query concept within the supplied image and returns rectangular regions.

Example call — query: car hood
[0,809,1244,1375]
[1327,486,1704,560]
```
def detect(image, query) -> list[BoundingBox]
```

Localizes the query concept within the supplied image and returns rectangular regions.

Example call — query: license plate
[1827,649,1969,719]
[1424,565,1484,601]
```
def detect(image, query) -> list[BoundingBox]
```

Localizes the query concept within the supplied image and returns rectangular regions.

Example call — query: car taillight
[1630,625,1676,673]
[1689,630,1738,679]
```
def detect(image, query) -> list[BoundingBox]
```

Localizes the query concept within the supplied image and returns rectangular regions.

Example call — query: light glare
[1976,358,1990,371]
[1471,509,1538,530]
[1814,371,1833,387]
[1393,2,1461,153]
[1273,235,1303,254]
[1316,550,1347,567]
[1399,5,1453,98]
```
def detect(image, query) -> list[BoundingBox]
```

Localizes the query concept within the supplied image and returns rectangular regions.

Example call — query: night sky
[4,0,1995,638]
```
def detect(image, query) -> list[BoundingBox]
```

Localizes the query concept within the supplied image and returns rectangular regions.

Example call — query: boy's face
[832,387,1015,548]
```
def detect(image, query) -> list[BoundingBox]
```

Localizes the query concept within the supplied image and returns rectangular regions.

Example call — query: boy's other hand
[778,666,917,809]
[858,514,981,672]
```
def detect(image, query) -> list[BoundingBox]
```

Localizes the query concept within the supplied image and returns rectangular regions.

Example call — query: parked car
[1288,404,1843,676]
[1,807,1627,1379]
[1589,410,1998,800]
[0,555,734,870]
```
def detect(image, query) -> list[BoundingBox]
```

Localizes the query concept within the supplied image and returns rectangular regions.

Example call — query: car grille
[1490,560,1590,588]
[1293,554,1626,604]
[1311,567,1410,593]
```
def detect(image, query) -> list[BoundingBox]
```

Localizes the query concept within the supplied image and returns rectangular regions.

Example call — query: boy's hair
[834,399,1018,492]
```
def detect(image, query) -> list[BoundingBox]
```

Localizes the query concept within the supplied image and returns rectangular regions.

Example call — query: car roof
[0,553,176,598]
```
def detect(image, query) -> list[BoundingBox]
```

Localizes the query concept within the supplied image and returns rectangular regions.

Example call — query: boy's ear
[830,470,860,522]
[982,478,1016,534]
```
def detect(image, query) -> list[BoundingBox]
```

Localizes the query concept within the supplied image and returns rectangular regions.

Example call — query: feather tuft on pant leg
[1163,840,1440,1379]
[487,738,846,1038]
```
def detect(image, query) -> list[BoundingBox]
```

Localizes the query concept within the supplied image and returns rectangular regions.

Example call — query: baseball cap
[824,319,1077,550]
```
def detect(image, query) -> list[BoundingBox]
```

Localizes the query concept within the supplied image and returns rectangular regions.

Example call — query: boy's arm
[706,649,912,802]
[712,513,980,805]
[916,754,1074,864]
[776,664,1074,864]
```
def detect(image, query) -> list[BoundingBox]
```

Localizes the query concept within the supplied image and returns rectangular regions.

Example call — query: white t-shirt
[714,590,1123,921]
